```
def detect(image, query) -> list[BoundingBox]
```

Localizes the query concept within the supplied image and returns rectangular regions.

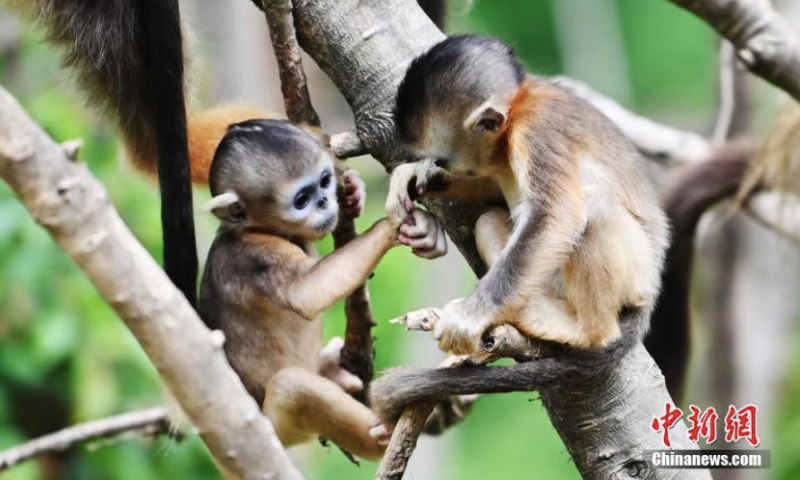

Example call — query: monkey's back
[199,228,322,406]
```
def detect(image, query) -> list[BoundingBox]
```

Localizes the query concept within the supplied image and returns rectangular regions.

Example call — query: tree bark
[0,85,301,480]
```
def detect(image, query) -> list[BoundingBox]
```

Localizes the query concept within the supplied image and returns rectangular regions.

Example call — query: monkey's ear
[202,191,246,224]
[465,102,507,133]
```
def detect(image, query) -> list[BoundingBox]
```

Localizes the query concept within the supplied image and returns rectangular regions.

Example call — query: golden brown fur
[199,120,448,459]
[370,35,668,423]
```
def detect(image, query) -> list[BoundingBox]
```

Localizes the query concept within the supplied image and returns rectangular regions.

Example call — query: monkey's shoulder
[204,228,312,289]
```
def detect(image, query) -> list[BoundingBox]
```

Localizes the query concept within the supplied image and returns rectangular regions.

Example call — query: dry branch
[0,85,301,480]
[376,324,544,479]
[0,408,171,471]
[375,402,433,480]
[329,130,367,159]
[262,0,319,128]
[667,0,800,102]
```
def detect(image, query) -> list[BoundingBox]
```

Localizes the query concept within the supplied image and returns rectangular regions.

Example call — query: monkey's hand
[398,210,448,259]
[340,170,366,219]
[385,159,447,227]
[318,337,364,393]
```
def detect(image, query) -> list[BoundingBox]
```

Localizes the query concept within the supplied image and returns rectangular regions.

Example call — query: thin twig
[666,0,800,102]
[262,0,320,128]
[0,408,171,471]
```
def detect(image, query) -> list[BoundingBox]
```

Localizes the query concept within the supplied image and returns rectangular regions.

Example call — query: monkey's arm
[280,219,396,319]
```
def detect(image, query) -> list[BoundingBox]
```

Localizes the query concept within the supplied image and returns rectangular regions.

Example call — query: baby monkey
[198,119,447,459]
[371,35,669,422]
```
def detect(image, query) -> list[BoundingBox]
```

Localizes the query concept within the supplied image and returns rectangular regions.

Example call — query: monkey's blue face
[281,159,338,239]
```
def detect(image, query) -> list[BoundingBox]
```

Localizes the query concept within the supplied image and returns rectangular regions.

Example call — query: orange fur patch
[187,105,275,184]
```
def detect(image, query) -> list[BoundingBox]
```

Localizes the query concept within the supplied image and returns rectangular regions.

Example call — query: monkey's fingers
[385,163,418,226]
[333,368,365,393]
[389,307,442,331]
[369,424,393,446]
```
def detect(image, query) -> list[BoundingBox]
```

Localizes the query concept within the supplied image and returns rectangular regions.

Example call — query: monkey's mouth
[313,213,338,233]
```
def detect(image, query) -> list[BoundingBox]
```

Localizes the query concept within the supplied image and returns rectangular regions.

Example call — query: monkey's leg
[264,367,387,460]
[475,208,512,267]
[516,295,596,347]
[477,209,597,347]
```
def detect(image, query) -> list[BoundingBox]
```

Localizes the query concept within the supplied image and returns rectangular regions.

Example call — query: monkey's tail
[7,1,269,306]
[645,151,752,402]
[186,106,272,184]
[369,312,644,424]
[8,0,197,305]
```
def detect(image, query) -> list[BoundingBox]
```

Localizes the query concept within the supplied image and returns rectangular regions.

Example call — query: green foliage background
[0,0,797,479]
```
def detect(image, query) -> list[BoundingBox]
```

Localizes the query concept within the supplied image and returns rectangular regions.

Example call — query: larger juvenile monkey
[198,119,447,459]
[371,35,670,421]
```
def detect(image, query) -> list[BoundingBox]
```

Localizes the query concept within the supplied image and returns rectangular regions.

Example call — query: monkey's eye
[320,172,332,189]
[293,192,310,209]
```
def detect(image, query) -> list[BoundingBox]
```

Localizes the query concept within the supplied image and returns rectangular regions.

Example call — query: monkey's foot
[389,307,442,331]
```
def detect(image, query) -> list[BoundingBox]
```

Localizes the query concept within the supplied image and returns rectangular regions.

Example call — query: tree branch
[263,0,320,128]
[0,408,172,471]
[0,85,301,480]
[329,130,367,159]
[666,0,800,102]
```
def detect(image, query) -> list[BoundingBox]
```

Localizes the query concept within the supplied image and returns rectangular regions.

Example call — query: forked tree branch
[0,85,301,480]
[0,408,172,471]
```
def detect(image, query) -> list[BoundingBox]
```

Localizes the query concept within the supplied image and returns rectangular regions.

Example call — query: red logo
[724,404,759,447]
[652,403,759,447]
[651,403,683,448]
[687,405,718,444]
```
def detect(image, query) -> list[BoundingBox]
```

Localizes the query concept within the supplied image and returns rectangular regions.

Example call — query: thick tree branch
[667,0,800,102]
[0,85,301,480]
[0,408,171,471]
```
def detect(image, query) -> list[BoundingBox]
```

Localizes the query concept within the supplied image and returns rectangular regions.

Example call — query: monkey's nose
[317,196,328,208]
